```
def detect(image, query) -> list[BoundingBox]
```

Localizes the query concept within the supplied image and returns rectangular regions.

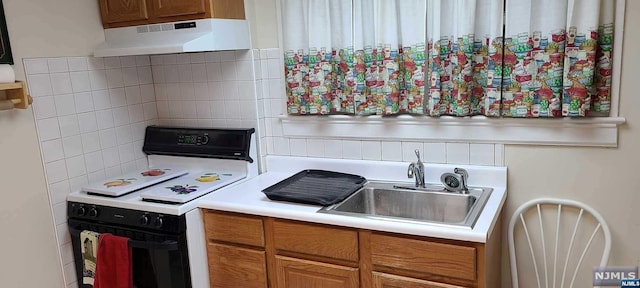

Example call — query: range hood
[94,18,251,57]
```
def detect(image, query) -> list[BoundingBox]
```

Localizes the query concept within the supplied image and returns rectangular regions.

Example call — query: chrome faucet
[407,149,425,188]
[454,168,469,194]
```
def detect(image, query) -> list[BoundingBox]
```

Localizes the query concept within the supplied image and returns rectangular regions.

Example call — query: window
[277,0,626,147]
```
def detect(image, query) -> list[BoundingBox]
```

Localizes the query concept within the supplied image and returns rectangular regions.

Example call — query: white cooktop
[140,170,244,204]
[82,168,189,197]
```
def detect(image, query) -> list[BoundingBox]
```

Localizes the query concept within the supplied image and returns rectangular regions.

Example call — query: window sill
[280,115,626,147]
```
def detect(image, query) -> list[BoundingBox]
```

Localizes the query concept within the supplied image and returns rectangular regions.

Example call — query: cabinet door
[275,256,359,288]
[372,272,468,288]
[99,0,149,25]
[152,0,207,18]
[208,243,267,288]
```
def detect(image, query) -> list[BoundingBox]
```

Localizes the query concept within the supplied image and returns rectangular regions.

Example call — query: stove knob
[154,216,164,228]
[76,206,87,216]
[139,215,150,225]
[88,207,99,217]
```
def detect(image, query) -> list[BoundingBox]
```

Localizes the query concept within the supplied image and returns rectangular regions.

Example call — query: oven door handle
[128,239,179,250]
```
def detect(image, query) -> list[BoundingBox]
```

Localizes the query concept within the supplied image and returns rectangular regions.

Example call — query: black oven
[67,202,191,288]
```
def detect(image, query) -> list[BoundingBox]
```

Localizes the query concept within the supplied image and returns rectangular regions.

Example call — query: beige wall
[253,0,640,286]
[0,0,104,287]
[502,1,640,285]
[246,0,279,49]
[2,0,635,286]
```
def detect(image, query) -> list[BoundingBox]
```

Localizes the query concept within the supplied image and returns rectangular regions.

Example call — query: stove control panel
[67,202,186,234]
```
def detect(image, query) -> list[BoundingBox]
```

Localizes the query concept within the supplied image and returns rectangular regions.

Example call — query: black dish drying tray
[262,170,367,206]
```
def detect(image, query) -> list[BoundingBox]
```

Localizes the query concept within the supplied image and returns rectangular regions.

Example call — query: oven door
[68,218,191,288]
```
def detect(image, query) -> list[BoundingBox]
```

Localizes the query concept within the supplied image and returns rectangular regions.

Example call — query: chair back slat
[537,204,549,288]
[509,198,611,288]
[560,208,584,288]
[520,213,543,288]
[552,204,562,288]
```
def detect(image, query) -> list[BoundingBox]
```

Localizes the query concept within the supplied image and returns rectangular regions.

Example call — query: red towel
[94,233,133,288]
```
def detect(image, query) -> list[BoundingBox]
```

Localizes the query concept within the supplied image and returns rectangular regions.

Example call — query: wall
[0,1,104,287]
[253,1,639,287]
[26,55,157,287]
[502,1,640,285]
[151,49,266,170]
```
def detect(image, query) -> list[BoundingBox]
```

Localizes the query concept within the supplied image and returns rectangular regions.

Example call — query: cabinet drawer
[273,219,359,262]
[275,256,359,288]
[370,234,476,281]
[372,272,467,288]
[208,243,267,288]
[204,210,264,247]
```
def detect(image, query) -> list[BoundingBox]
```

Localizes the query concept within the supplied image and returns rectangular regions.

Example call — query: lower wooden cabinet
[372,272,466,288]
[276,256,359,288]
[207,243,267,288]
[203,210,501,288]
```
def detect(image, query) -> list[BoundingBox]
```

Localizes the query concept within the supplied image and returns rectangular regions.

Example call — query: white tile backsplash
[66,155,87,178]
[54,94,76,116]
[62,136,83,157]
[103,57,121,69]
[361,141,382,160]
[87,57,105,70]
[469,143,495,166]
[33,96,57,119]
[28,74,53,97]
[49,180,70,205]
[45,160,68,184]
[70,71,91,92]
[120,56,137,68]
[74,92,94,113]
[446,143,470,164]
[306,139,325,158]
[106,69,124,88]
[98,128,117,149]
[324,139,343,158]
[95,109,114,129]
[37,118,61,141]
[81,132,101,153]
[77,112,98,133]
[122,67,139,86]
[381,141,402,161]
[401,142,424,162]
[289,138,307,156]
[109,87,127,107]
[48,59,69,73]
[342,140,362,160]
[423,142,447,163]
[41,139,65,163]
[54,115,79,137]
[29,52,504,288]
[68,57,88,72]
[24,59,49,74]
[51,73,73,95]
[88,70,107,90]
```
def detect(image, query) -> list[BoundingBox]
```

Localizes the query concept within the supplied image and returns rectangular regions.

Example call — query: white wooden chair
[508,198,611,288]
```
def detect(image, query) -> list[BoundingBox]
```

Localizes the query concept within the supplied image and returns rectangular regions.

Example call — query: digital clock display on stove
[177,134,208,145]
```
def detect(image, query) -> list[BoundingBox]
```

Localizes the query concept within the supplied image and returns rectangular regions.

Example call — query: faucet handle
[454,167,468,179]
[414,149,422,162]
[407,162,415,179]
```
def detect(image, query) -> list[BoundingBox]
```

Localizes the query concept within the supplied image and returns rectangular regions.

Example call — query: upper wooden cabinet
[100,0,149,25]
[98,0,246,28]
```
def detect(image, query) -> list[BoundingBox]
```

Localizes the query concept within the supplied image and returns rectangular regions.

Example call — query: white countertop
[198,156,507,243]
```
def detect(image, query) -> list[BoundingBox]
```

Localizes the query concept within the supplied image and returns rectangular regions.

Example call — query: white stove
[66,126,258,288]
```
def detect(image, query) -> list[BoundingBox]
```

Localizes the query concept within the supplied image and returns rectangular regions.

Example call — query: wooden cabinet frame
[204,210,502,288]
[98,0,245,28]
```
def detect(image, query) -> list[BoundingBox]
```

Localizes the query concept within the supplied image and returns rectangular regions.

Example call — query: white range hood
[94,18,251,57]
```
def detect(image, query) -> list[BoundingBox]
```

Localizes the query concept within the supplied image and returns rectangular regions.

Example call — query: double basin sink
[318,181,492,229]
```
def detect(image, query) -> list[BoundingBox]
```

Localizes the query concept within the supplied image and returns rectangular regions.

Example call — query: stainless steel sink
[318,182,492,229]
